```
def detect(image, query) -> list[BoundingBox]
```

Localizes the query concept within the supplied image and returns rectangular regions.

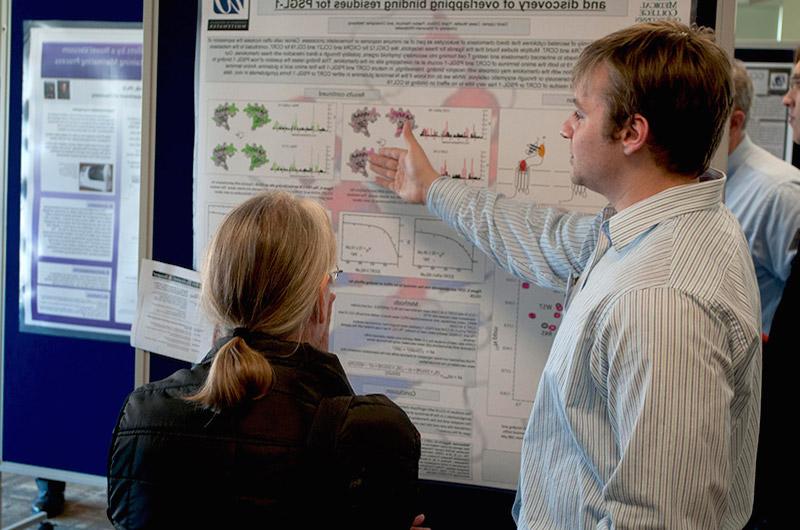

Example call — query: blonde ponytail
[186,336,272,410]
[185,191,336,411]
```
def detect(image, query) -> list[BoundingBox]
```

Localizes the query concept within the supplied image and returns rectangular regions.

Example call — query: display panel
[194,0,693,489]
[20,24,142,340]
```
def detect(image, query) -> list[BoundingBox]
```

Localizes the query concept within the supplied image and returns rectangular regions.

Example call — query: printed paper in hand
[131,259,214,363]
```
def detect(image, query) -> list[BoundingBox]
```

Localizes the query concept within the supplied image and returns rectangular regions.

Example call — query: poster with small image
[20,25,143,340]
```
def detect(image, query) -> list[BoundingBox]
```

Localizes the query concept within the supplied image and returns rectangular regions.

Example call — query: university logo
[212,0,247,15]
[209,0,249,30]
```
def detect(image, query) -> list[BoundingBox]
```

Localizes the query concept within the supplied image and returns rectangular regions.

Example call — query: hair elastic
[232,327,249,339]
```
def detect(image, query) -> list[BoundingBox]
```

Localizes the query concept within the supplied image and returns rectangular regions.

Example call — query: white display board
[744,61,795,163]
[193,0,693,489]
[20,24,142,340]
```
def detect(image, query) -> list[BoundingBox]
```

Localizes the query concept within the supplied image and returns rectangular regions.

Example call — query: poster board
[1,0,142,484]
[142,1,726,528]
[19,24,143,341]
[192,0,702,492]
[736,47,798,166]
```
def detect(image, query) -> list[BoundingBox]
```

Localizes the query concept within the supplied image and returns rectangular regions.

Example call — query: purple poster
[20,26,143,340]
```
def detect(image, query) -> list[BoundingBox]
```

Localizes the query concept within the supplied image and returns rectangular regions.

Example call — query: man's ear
[730,109,746,134]
[620,113,649,156]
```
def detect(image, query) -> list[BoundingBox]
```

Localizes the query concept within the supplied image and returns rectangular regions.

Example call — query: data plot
[267,102,335,133]
[487,272,563,419]
[337,212,485,281]
[511,281,562,402]
[413,218,476,271]
[416,108,490,142]
[267,144,333,176]
[341,104,491,184]
[206,100,336,179]
[340,213,401,266]
[431,152,488,183]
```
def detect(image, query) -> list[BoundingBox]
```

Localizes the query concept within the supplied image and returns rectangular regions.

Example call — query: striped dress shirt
[427,170,761,529]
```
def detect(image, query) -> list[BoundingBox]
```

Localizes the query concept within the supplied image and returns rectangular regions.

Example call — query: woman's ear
[306,282,334,351]
[313,282,328,325]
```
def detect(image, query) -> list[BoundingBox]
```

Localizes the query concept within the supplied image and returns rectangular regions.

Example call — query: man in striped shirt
[370,21,761,530]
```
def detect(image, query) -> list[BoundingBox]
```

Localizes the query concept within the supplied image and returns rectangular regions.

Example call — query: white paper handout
[131,259,214,363]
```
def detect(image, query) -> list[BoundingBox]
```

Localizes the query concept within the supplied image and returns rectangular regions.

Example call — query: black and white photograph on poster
[43,81,55,99]
[769,70,789,93]
[79,162,113,193]
[57,79,70,99]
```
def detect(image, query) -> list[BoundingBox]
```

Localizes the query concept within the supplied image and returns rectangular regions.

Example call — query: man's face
[784,60,800,144]
[560,65,622,197]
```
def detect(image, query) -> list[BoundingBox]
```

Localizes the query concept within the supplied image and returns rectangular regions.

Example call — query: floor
[0,473,110,529]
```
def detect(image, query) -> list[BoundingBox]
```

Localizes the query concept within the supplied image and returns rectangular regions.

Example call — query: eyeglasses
[329,267,344,283]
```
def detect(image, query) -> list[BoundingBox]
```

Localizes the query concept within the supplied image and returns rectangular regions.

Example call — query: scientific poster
[20,25,142,340]
[744,62,795,162]
[195,0,692,488]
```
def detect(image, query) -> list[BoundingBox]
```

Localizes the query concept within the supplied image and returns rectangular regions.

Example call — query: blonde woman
[107,192,421,530]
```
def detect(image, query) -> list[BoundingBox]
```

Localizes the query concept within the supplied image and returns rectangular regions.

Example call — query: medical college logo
[209,0,250,31]
[213,0,246,14]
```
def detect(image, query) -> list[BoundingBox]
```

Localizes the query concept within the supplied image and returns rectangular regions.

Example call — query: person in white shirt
[726,59,800,336]
[370,21,761,529]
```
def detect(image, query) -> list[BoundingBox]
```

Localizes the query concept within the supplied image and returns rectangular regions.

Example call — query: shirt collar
[603,168,726,251]
[727,133,754,175]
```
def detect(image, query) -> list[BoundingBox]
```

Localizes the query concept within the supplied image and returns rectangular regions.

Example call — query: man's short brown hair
[573,21,733,177]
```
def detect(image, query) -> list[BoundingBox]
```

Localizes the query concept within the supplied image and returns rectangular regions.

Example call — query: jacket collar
[200,332,354,395]
[200,333,334,367]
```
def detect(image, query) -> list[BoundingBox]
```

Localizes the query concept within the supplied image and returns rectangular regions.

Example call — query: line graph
[418,109,489,141]
[270,103,333,133]
[435,154,487,181]
[336,212,485,281]
[413,218,476,271]
[340,214,401,266]
[268,145,333,176]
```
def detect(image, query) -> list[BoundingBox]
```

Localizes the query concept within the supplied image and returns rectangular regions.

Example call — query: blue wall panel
[148,0,196,381]
[3,0,142,477]
[3,1,719,526]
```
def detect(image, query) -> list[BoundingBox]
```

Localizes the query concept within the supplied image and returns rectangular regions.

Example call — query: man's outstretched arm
[370,121,599,288]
